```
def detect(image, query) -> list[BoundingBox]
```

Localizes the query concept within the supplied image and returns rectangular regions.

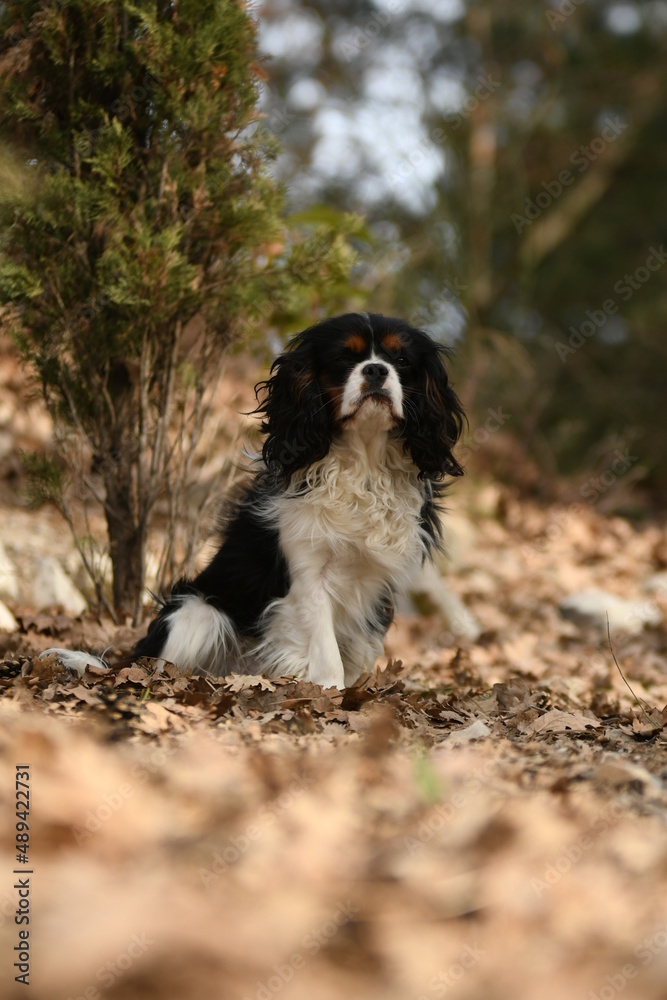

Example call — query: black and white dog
[52,313,465,689]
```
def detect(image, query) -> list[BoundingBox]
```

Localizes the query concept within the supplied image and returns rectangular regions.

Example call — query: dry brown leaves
[1,489,667,999]
[0,650,665,753]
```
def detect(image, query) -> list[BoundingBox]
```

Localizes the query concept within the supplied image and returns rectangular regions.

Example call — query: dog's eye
[395,354,409,367]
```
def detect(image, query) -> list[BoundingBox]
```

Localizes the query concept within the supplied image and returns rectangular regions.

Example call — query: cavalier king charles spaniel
[48,312,465,689]
[133,311,464,688]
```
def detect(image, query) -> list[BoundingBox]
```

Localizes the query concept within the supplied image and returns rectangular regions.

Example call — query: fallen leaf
[68,684,103,706]
[115,665,150,686]
[448,719,492,741]
[227,674,276,692]
[522,708,601,735]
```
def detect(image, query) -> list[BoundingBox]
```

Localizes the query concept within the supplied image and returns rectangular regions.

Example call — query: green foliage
[413,750,442,806]
[19,450,67,510]
[0,0,360,616]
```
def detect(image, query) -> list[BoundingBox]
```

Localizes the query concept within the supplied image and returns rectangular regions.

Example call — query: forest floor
[1,344,667,1000]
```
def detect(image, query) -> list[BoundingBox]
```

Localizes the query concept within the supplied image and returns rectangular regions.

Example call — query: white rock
[0,540,19,602]
[643,572,667,597]
[64,547,161,607]
[31,556,88,616]
[559,588,662,635]
[0,599,18,633]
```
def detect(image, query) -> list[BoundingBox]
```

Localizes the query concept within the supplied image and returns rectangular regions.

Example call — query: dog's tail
[133,589,239,676]
[42,589,239,677]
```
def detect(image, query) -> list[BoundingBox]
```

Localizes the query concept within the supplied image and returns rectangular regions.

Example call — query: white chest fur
[254,418,433,686]
[275,432,427,581]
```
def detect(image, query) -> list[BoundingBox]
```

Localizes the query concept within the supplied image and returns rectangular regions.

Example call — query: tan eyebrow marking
[382,333,403,353]
[344,333,366,353]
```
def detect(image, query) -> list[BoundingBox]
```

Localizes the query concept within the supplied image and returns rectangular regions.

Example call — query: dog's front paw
[307,666,346,690]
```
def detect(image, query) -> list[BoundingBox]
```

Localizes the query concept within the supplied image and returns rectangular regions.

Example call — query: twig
[606,614,655,725]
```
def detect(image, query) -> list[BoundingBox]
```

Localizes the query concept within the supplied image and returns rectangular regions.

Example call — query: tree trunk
[104,473,145,626]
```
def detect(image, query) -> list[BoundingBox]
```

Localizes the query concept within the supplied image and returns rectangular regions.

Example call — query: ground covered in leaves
[1,488,667,1000]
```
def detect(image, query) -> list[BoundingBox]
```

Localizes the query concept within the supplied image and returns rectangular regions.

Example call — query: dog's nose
[362,362,389,386]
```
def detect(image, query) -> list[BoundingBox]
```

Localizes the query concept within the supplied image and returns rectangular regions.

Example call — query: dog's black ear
[404,345,465,480]
[255,335,332,479]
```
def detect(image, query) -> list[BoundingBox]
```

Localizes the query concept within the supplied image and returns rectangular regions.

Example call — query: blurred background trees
[255,0,667,505]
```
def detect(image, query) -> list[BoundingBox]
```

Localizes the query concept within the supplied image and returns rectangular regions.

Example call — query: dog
[49,312,465,689]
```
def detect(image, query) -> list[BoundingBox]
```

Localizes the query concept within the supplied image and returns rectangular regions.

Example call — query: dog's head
[255,312,465,480]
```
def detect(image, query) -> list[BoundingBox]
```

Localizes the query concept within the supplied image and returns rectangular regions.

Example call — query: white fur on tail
[160,593,239,676]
